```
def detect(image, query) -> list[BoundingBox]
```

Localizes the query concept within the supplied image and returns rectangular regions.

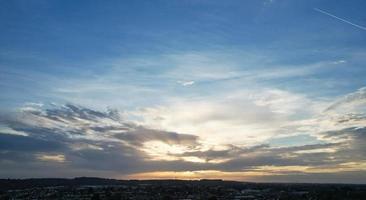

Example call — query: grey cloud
[168,142,346,173]
[271,142,341,153]
[0,133,65,152]
[321,127,366,159]
[45,104,116,122]
[172,142,340,165]
[116,127,199,146]
[67,143,145,173]
[0,104,202,176]
[211,148,341,172]
[322,127,366,139]
[333,113,366,124]
[172,144,270,161]
[6,103,199,145]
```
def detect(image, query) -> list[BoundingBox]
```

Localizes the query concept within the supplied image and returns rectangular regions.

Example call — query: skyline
[1,0,366,183]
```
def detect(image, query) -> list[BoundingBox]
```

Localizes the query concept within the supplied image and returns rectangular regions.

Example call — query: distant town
[0,177,365,200]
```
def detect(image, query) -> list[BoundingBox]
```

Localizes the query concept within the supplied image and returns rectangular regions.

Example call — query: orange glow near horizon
[125,170,274,181]
[123,163,366,181]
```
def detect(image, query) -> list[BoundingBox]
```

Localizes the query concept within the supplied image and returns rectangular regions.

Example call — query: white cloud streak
[314,8,366,31]
[177,80,195,86]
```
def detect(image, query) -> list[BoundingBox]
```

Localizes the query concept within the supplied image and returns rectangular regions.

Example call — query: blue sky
[1,0,366,183]
[1,0,366,109]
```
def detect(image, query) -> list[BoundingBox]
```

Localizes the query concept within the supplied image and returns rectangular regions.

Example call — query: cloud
[116,128,199,147]
[0,104,203,175]
[135,88,322,145]
[171,144,270,162]
[177,80,195,86]
[170,142,345,171]
[325,87,366,112]
[321,127,366,152]
[45,50,343,112]
[332,60,347,64]
[37,154,66,162]
[0,133,66,152]
[0,90,365,182]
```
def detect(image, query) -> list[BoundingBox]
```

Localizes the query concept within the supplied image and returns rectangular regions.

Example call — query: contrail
[314,8,366,31]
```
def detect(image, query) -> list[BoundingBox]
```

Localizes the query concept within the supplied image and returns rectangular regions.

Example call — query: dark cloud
[0,133,65,152]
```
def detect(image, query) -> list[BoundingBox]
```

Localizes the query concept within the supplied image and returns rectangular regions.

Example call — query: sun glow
[141,141,205,162]
[37,154,66,162]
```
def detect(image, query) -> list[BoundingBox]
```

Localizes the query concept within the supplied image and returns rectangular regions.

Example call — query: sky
[0,0,366,183]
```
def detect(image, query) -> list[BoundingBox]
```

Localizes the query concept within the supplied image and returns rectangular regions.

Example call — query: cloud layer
[1,86,366,183]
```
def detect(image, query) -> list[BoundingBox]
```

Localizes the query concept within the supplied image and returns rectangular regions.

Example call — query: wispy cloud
[314,8,366,31]
[325,87,366,112]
